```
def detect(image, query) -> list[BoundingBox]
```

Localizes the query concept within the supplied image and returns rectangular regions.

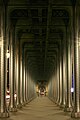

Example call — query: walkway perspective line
[9,97,72,120]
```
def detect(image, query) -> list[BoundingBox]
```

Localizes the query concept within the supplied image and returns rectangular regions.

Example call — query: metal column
[71,3,80,118]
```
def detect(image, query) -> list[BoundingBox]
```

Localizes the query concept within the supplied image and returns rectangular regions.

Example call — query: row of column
[9,25,36,110]
[0,5,36,117]
[48,5,80,118]
[47,28,72,111]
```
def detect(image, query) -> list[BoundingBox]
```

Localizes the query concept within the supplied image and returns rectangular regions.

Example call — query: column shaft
[64,36,72,111]
[15,39,21,107]
[59,57,63,105]
[63,39,67,106]
[71,4,80,118]
[0,5,9,117]
[9,27,16,111]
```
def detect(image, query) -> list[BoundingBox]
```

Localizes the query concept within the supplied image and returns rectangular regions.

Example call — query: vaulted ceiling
[2,0,79,84]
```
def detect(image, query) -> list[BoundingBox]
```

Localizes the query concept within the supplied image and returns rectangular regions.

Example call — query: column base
[56,101,59,105]
[56,99,60,105]
[0,112,9,118]
[17,103,23,109]
[27,97,35,103]
[22,102,26,106]
[10,107,17,112]
[64,106,72,112]
[71,111,80,118]
[59,103,65,108]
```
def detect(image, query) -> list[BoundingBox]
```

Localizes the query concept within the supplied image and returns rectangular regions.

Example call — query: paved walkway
[6,96,75,120]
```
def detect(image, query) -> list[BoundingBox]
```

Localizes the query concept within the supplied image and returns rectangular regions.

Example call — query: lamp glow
[71,87,74,92]
[6,50,10,58]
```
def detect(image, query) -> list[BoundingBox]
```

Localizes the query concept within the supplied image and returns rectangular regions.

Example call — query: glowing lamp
[6,50,10,58]
[71,87,74,93]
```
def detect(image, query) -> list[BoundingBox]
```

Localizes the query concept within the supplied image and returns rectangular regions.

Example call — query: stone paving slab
[1,96,77,120]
